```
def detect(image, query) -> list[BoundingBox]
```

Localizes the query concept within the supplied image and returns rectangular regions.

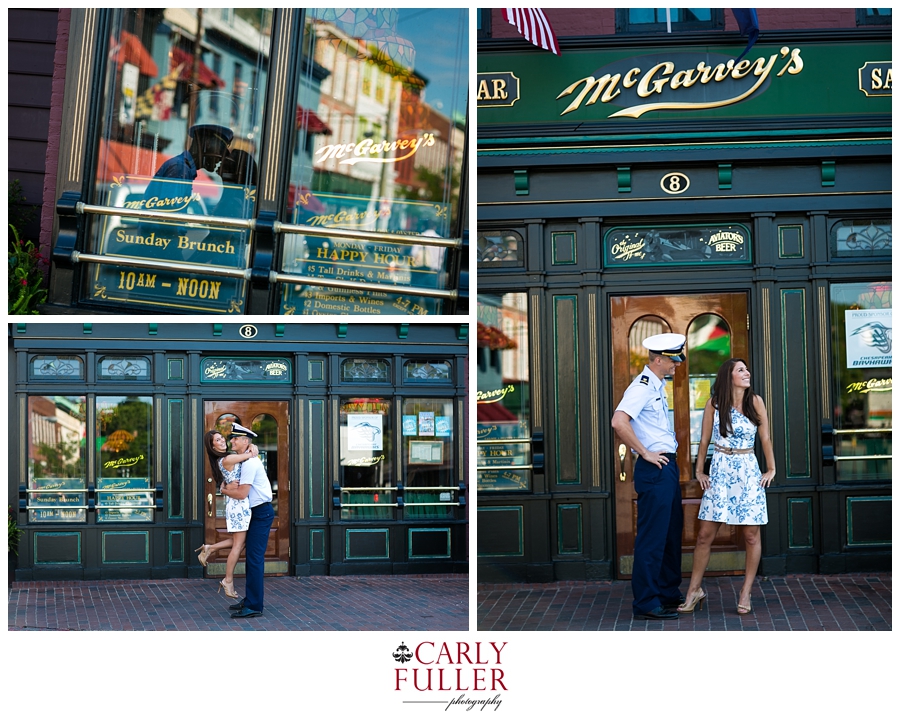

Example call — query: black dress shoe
[231,607,263,619]
[634,606,679,620]
[662,595,686,611]
[228,600,245,611]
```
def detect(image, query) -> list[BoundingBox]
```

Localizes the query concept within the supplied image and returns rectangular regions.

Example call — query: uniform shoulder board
[639,375,649,385]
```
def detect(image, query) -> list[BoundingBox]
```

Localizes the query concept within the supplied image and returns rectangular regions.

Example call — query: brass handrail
[835,454,892,461]
[274,220,462,249]
[833,428,893,435]
[72,251,251,279]
[76,202,254,230]
[270,271,458,300]
[476,465,534,471]
[476,438,530,445]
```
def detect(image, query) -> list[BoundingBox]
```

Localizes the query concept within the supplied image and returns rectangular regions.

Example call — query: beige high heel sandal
[195,544,212,567]
[676,589,707,613]
[218,579,239,599]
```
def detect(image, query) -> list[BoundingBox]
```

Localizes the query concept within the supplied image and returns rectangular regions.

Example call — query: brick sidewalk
[477,573,891,631]
[8,575,468,631]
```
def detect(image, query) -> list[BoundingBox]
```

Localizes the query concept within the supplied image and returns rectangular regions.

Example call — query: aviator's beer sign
[557,47,804,117]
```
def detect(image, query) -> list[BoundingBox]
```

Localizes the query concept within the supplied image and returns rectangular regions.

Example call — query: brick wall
[8,9,59,246]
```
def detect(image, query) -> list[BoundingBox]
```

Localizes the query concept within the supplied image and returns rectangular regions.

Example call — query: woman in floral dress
[677,359,776,615]
[196,429,258,599]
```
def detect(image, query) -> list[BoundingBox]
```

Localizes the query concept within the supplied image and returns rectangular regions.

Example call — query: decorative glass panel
[97,396,154,522]
[402,399,455,519]
[201,357,292,382]
[477,230,523,264]
[29,356,84,380]
[830,282,892,482]
[279,8,468,316]
[339,398,394,519]
[477,293,532,491]
[87,8,274,312]
[99,356,151,380]
[404,360,451,382]
[341,358,390,382]
[28,396,87,523]
[604,224,751,268]
[686,314,732,468]
[830,220,891,258]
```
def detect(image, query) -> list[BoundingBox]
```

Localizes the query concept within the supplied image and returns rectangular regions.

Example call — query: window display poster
[435,415,452,437]
[402,415,417,436]
[845,309,892,368]
[409,440,443,464]
[418,412,435,436]
[347,414,383,451]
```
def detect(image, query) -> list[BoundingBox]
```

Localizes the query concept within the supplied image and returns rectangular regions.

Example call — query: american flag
[501,8,560,55]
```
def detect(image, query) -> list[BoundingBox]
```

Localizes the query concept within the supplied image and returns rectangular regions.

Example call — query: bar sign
[477,72,520,108]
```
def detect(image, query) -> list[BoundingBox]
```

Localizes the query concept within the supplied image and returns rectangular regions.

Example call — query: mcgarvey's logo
[557,47,804,118]
[316,133,436,166]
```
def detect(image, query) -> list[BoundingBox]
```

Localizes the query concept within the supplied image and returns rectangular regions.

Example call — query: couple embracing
[196,423,274,619]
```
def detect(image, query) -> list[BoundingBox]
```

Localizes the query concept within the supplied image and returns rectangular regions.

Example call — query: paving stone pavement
[477,573,891,631]
[8,575,468,631]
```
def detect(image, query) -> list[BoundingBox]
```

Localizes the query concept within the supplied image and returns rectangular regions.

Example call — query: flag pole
[665,8,672,33]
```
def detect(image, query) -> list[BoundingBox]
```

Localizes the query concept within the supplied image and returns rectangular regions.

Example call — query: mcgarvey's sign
[476,42,891,123]
[557,47,803,118]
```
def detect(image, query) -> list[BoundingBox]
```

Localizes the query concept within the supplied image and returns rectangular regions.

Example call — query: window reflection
[402,399,455,519]
[831,281,892,481]
[28,396,87,523]
[90,8,273,311]
[281,8,468,315]
[339,397,394,519]
[477,293,531,491]
[686,314,731,465]
[96,395,154,522]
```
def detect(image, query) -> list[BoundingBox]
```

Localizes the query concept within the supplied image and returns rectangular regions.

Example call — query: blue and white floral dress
[697,407,768,525]
[220,457,251,532]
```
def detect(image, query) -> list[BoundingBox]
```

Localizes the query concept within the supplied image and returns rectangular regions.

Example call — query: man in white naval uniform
[611,333,687,620]
[220,422,273,618]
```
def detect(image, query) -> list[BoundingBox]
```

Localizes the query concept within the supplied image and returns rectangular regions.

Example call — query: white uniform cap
[229,422,258,438]
[643,333,686,362]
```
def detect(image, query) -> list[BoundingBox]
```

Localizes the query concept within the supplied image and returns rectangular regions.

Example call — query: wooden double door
[611,292,750,578]
[202,401,290,576]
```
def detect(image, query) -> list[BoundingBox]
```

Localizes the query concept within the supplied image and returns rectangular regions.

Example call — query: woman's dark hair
[203,429,227,488]
[710,358,761,437]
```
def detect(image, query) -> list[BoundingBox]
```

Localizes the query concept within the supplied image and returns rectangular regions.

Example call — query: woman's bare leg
[224,531,247,585]
[684,520,720,599]
[203,536,233,561]
[738,525,762,608]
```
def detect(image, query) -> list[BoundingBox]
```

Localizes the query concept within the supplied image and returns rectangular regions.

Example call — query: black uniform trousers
[631,455,683,614]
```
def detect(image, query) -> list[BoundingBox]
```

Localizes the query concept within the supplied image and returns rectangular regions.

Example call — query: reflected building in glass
[13,8,469,315]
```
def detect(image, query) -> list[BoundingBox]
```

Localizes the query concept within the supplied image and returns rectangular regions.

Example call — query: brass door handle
[618,444,627,482]
[207,493,213,517]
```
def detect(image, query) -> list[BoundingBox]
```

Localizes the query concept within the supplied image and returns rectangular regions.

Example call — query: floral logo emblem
[392,642,413,663]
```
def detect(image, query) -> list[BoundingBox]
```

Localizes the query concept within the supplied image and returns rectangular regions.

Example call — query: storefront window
[402,399,456,518]
[97,396,154,522]
[342,358,390,382]
[830,281,892,481]
[339,397,394,519]
[686,314,731,466]
[477,293,532,491]
[89,8,273,311]
[27,396,87,523]
[279,8,468,315]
